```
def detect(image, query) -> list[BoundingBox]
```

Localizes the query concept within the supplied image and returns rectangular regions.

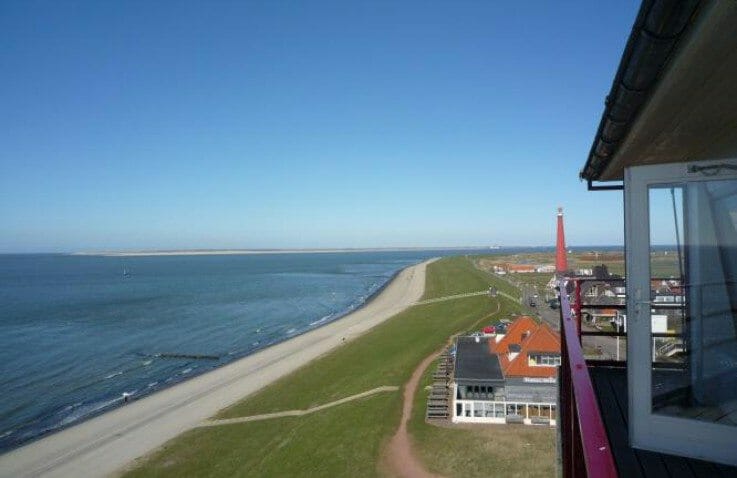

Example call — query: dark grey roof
[454,336,504,384]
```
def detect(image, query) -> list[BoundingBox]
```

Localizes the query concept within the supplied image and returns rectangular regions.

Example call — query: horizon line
[0,244,628,256]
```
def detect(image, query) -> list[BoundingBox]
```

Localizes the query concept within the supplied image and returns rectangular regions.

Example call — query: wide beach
[0,258,436,478]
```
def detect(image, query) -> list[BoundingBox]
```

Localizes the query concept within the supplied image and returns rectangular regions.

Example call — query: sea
[0,248,510,452]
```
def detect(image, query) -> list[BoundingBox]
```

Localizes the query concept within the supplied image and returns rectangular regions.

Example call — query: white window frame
[625,160,737,466]
[529,353,561,367]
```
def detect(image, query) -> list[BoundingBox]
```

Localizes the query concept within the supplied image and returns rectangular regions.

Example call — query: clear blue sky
[0,1,640,252]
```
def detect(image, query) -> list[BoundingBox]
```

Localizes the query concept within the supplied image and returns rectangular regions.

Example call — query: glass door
[625,160,737,466]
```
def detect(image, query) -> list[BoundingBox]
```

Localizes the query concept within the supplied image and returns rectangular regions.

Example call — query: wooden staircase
[426,348,453,421]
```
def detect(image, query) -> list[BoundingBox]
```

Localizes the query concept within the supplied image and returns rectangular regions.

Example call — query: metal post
[575,279,583,344]
[616,335,620,361]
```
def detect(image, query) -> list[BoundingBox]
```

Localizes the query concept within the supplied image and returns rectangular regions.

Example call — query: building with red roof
[452,316,560,426]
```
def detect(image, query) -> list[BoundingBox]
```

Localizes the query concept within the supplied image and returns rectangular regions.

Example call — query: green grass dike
[124,256,555,478]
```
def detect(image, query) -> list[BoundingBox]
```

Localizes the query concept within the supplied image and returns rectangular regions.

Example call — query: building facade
[452,317,560,426]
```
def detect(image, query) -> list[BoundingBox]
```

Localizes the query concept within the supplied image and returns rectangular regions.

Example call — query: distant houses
[452,316,560,426]
[491,263,556,274]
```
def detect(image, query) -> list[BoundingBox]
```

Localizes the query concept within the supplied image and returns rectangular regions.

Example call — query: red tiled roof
[489,316,537,355]
[504,323,560,378]
[487,316,561,379]
[591,308,618,316]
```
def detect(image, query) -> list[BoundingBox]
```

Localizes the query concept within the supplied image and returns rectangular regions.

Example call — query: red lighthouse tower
[556,207,568,274]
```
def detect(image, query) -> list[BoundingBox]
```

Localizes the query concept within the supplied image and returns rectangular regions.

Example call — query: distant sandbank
[73,247,483,257]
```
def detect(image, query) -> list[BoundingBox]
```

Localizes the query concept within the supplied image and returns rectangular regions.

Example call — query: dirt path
[384,350,444,478]
[383,299,502,478]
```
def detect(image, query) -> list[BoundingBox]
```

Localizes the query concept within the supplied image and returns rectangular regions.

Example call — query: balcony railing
[570,278,686,363]
[558,280,618,477]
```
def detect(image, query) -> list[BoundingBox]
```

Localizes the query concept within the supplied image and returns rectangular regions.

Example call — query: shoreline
[0,258,437,478]
[1,266,407,453]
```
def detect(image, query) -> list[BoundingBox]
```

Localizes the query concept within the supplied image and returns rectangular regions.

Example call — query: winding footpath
[384,351,445,478]
[383,299,502,478]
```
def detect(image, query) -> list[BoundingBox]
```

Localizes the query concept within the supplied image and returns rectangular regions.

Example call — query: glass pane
[579,275,626,362]
[649,181,737,426]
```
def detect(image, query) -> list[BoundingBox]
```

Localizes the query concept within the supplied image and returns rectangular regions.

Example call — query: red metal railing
[559,280,618,478]
[570,277,685,363]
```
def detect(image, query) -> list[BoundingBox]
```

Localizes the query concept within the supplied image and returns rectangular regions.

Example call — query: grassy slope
[124,257,529,477]
[126,394,398,478]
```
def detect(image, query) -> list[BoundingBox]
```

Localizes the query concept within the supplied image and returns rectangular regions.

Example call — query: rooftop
[490,316,561,379]
[582,1,737,182]
[504,322,561,378]
[454,336,505,385]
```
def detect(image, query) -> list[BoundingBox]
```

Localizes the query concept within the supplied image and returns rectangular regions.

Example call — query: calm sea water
[0,249,500,451]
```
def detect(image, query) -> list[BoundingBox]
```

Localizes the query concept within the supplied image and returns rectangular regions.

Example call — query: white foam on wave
[104,371,123,380]
[309,314,333,327]
[286,328,297,335]
[58,397,121,427]
[61,402,82,412]
[181,368,192,375]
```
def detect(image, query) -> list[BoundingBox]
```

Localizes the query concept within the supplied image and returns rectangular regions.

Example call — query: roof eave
[581,0,702,182]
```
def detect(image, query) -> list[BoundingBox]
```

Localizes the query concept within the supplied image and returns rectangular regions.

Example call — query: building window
[529,354,561,366]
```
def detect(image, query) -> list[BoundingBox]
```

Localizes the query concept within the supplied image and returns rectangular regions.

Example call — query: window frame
[625,160,737,466]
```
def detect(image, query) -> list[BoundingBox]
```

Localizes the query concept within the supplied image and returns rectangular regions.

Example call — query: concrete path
[414,289,520,306]
[414,290,488,305]
[0,259,436,478]
[200,386,399,427]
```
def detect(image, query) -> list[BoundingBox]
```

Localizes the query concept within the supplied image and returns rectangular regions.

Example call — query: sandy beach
[0,258,435,478]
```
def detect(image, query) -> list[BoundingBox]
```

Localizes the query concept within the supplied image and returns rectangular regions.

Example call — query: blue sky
[0,1,639,252]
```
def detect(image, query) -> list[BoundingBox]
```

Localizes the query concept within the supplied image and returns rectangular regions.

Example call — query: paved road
[508,278,625,360]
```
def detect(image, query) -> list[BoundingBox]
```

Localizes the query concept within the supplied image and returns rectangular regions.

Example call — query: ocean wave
[309,314,333,327]
[58,396,122,427]
[104,371,123,380]
[61,402,83,412]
